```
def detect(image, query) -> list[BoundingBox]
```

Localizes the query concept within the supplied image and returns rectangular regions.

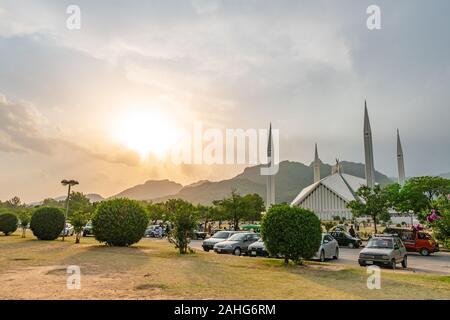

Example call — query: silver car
[313,233,339,262]
[202,231,242,252]
[213,232,260,256]
[358,234,407,269]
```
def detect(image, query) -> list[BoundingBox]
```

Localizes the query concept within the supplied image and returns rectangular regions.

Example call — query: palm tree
[61,179,79,241]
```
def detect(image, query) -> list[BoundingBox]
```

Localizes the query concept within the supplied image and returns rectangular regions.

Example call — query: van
[383,227,439,256]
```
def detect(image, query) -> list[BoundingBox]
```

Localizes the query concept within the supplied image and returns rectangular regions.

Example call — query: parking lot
[188,239,450,275]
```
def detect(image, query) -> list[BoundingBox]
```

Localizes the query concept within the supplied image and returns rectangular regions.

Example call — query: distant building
[291,101,407,220]
[291,156,366,220]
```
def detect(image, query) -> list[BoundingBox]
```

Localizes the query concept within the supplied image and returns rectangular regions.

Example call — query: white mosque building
[289,101,406,220]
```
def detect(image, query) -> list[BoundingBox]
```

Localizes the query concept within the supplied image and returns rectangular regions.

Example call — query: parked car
[202,230,242,251]
[358,234,407,269]
[248,239,269,257]
[82,221,93,237]
[312,233,339,262]
[193,230,208,240]
[330,230,362,248]
[383,227,439,256]
[60,223,74,236]
[144,225,163,238]
[213,232,260,256]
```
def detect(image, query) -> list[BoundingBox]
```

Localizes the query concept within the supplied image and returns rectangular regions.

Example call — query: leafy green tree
[165,199,198,254]
[30,207,65,240]
[71,211,91,243]
[386,177,450,223]
[261,204,322,265]
[5,196,22,208]
[147,202,167,224]
[427,196,450,248]
[322,221,336,232]
[347,185,390,234]
[407,176,450,202]
[17,210,31,238]
[42,198,63,208]
[92,199,149,246]
[0,212,18,235]
[68,192,92,217]
[213,190,264,230]
[242,193,265,222]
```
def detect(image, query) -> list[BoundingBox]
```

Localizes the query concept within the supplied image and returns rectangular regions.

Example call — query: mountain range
[38,160,448,206]
[147,160,393,205]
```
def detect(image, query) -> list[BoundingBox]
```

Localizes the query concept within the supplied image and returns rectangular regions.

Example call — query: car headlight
[382,255,389,260]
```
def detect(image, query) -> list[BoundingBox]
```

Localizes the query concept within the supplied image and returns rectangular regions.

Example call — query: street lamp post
[61,179,79,241]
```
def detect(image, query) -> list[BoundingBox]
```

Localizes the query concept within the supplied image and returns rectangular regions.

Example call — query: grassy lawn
[0,231,449,300]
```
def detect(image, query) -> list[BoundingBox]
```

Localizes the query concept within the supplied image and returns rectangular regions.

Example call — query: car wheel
[391,259,396,270]
[233,248,241,256]
[420,248,430,256]
[333,248,339,260]
[402,255,407,268]
[348,242,354,249]
[203,248,210,252]
[359,263,366,267]
[319,250,325,262]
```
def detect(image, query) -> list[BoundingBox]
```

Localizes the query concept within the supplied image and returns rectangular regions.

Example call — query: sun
[113,108,180,159]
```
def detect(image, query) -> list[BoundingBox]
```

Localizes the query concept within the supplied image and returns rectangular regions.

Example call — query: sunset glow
[113,108,180,159]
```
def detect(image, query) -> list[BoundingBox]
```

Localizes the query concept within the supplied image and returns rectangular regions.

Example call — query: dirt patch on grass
[307,263,348,272]
[135,283,167,290]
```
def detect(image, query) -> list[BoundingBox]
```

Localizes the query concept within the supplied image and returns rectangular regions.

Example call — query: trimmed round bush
[261,204,322,264]
[0,213,18,235]
[30,207,65,240]
[92,198,149,246]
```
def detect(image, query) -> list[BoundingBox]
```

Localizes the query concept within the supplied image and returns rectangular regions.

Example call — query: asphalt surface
[187,239,450,275]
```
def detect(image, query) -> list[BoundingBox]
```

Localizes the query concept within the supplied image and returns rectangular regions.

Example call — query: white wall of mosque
[295,184,353,220]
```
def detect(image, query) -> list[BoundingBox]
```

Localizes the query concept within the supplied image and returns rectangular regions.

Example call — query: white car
[312,233,339,262]
[60,223,74,236]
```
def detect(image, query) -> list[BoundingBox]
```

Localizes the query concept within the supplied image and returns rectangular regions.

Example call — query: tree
[92,199,149,247]
[165,199,198,254]
[147,202,167,224]
[42,198,63,208]
[385,183,427,225]
[68,192,92,217]
[427,195,450,248]
[6,196,22,208]
[242,193,265,222]
[347,185,390,234]
[407,176,450,203]
[213,190,264,230]
[322,221,336,232]
[30,207,65,240]
[71,211,90,243]
[17,210,31,238]
[0,212,18,235]
[261,204,322,265]
[386,177,450,223]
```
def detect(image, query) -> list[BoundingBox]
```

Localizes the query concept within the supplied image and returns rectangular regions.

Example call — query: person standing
[349,225,356,237]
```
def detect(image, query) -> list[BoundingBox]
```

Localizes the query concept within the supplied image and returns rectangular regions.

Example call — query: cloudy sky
[0,0,449,202]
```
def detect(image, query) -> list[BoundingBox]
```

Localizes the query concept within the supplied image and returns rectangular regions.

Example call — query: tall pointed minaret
[397,129,406,185]
[313,143,321,183]
[363,101,375,188]
[266,123,275,210]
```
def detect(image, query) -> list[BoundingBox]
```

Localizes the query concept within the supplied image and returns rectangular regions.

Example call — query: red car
[384,227,439,256]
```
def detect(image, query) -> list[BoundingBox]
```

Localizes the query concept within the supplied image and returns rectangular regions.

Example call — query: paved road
[188,239,450,275]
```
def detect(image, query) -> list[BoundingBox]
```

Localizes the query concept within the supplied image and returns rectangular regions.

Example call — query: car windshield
[367,238,394,249]
[212,231,230,239]
[228,233,247,241]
